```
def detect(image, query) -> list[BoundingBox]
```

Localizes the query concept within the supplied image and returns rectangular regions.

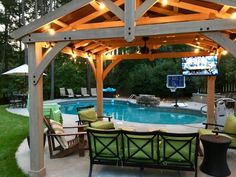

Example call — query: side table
[200,134,231,177]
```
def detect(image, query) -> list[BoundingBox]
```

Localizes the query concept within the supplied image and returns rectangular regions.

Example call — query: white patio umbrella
[2,64,29,76]
[2,64,46,93]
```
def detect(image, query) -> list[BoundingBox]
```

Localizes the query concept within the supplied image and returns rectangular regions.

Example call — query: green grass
[0,105,29,177]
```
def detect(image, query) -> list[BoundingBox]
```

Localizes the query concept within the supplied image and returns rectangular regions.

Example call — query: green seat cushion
[229,138,236,148]
[223,114,236,137]
[159,136,197,164]
[198,128,214,136]
[91,121,114,129]
[78,108,97,122]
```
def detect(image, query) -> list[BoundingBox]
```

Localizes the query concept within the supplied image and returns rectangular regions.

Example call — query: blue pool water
[59,99,205,124]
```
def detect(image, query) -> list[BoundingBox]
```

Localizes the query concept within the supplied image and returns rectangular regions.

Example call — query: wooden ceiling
[12,0,236,59]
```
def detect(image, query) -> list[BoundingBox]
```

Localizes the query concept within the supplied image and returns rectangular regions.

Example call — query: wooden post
[96,55,103,119]
[207,76,216,124]
[28,43,46,177]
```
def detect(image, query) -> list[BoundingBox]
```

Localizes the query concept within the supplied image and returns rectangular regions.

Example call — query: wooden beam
[135,19,236,37]
[64,47,95,59]
[103,58,122,80]
[207,76,216,124]
[89,1,111,20]
[219,5,230,13]
[34,41,70,85]
[74,40,91,48]
[137,13,211,25]
[10,0,91,39]
[168,0,231,18]
[28,43,46,177]
[135,0,158,20]
[22,19,236,43]
[125,0,136,42]
[96,55,104,118]
[101,0,124,21]
[72,13,210,31]
[53,20,68,28]
[203,0,236,7]
[59,0,124,32]
[84,43,101,51]
[103,51,210,60]
[203,32,236,58]
[150,6,182,16]
[91,46,108,54]
[74,21,124,30]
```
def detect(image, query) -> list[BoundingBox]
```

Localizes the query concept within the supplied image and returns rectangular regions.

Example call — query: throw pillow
[50,119,68,149]
[223,114,236,136]
[78,108,97,122]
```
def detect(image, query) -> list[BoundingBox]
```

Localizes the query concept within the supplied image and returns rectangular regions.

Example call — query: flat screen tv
[182,55,218,76]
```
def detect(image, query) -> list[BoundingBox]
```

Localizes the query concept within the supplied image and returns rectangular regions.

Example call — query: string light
[162,0,168,6]
[231,12,236,19]
[194,48,200,53]
[48,28,55,35]
[96,0,105,10]
[71,48,77,59]
[222,50,228,55]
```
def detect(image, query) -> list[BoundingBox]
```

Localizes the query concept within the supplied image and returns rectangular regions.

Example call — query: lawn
[0,105,28,177]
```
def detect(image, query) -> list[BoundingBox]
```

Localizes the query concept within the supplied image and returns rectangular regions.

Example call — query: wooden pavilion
[11,0,236,176]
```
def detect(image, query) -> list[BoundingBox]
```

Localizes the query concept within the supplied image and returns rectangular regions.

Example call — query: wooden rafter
[22,19,236,43]
[58,0,124,32]
[168,0,231,18]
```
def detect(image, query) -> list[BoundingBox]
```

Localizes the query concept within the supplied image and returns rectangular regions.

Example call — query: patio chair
[198,114,236,150]
[91,88,97,97]
[59,88,68,98]
[76,105,114,130]
[81,87,90,97]
[67,88,81,98]
[43,117,87,158]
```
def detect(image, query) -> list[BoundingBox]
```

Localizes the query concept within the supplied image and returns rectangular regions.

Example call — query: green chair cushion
[223,114,236,136]
[87,128,122,160]
[229,138,236,148]
[79,108,97,122]
[91,121,114,129]
[123,134,158,162]
[159,136,196,164]
[198,128,214,136]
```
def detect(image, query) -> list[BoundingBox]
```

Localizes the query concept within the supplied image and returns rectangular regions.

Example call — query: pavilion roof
[10,0,236,59]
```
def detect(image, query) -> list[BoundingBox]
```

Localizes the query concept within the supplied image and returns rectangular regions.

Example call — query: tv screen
[182,55,218,76]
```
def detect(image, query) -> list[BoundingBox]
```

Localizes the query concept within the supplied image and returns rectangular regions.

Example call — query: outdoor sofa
[87,128,199,177]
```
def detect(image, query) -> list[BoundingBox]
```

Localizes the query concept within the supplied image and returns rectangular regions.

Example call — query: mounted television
[182,55,218,76]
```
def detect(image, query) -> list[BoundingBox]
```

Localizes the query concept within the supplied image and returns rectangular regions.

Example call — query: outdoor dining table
[13,93,27,108]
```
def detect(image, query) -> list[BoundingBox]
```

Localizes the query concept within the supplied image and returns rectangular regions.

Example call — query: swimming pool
[59,99,205,124]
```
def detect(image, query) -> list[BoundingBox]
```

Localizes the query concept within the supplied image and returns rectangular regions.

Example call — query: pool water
[59,99,205,124]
